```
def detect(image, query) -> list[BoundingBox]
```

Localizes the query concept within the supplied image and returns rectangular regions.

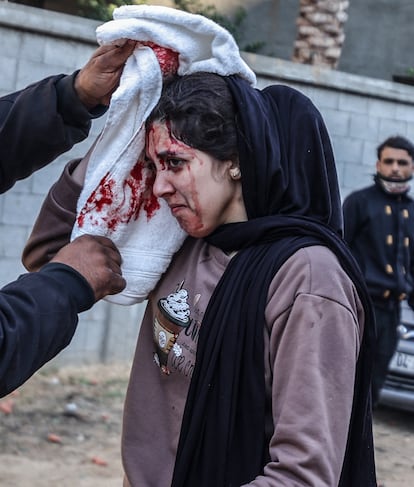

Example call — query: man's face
[376,147,414,181]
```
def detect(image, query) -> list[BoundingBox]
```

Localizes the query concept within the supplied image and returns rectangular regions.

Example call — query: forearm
[0,74,104,194]
[0,264,94,397]
[23,159,83,271]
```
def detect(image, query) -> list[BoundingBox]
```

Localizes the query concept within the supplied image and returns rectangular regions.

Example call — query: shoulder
[265,246,364,356]
[343,185,374,204]
[268,245,361,315]
[343,186,380,218]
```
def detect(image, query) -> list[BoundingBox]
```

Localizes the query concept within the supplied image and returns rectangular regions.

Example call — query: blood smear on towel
[139,41,179,76]
[77,43,177,231]
[77,161,160,232]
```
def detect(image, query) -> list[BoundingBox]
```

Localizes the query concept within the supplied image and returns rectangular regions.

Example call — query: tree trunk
[293,0,349,69]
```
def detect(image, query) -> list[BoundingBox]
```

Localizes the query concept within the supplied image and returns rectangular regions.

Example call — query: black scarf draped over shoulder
[171,76,376,486]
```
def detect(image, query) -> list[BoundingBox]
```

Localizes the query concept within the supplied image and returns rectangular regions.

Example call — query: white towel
[71,5,256,305]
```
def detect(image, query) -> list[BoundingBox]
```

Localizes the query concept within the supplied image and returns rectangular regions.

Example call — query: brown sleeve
[248,246,363,486]
[22,159,83,271]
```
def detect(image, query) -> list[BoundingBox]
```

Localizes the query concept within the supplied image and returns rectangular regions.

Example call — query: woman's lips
[170,204,186,216]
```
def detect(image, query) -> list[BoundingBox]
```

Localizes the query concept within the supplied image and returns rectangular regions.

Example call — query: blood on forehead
[139,41,179,76]
[146,120,195,168]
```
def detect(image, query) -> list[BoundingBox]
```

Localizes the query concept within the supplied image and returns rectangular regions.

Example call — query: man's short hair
[377,135,414,160]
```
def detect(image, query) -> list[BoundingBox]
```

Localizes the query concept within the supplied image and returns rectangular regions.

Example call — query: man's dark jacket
[0,74,101,396]
[343,180,414,308]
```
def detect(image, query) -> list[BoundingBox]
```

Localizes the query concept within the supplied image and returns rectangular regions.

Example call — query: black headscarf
[172,76,376,486]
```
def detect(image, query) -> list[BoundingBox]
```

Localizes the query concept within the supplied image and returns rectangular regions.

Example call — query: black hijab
[172,76,376,486]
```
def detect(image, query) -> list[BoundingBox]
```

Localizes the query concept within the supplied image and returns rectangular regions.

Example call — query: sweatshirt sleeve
[0,262,94,398]
[244,247,363,486]
[0,72,105,194]
[22,159,82,271]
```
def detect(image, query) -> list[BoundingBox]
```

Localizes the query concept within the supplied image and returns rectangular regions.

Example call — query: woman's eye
[168,158,184,169]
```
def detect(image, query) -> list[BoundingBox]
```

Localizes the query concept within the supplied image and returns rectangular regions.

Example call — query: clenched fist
[50,234,126,301]
[75,40,137,109]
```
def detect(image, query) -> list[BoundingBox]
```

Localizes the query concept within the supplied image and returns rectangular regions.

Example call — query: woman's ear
[229,165,241,180]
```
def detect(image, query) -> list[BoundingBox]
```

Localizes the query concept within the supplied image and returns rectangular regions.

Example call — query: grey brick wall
[1,2,414,367]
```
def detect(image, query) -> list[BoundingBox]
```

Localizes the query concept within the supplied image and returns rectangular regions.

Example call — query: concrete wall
[1,2,414,367]
[339,0,414,82]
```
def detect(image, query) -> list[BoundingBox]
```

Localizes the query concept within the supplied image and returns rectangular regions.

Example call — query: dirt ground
[1,364,414,487]
[0,364,129,487]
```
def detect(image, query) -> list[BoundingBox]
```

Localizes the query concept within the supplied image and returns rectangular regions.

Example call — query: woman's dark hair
[146,72,239,162]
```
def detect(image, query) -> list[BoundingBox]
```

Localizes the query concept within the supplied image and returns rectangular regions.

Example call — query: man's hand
[50,235,126,301]
[74,40,137,109]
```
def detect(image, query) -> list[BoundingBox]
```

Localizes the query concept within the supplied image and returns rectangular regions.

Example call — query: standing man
[343,135,414,407]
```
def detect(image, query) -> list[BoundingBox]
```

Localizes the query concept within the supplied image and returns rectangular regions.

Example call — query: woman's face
[146,121,247,238]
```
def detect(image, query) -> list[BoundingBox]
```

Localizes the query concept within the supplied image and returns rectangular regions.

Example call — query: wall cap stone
[242,52,414,106]
[0,1,99,44]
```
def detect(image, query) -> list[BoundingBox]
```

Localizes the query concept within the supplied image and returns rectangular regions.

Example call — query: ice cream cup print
[153,287,190,374]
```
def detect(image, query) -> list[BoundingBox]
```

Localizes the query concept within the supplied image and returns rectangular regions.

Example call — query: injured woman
[22,5,377,487]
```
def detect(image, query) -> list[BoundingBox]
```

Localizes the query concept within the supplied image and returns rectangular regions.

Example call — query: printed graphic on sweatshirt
[153,283,191,375]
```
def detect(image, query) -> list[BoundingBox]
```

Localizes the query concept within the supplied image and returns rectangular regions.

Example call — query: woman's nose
[152,169,173,198]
